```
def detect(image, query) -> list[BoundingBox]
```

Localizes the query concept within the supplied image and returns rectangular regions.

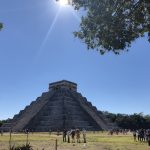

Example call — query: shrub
[10,143,33,150]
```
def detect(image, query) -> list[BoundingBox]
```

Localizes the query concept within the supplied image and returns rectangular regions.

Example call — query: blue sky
[0,0,150,120]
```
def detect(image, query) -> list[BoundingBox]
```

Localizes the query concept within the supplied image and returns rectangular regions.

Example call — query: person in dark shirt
[63,129,67,142]
[147,130,150,146]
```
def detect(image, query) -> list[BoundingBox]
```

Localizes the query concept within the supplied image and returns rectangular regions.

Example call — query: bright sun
[59,0,69,6]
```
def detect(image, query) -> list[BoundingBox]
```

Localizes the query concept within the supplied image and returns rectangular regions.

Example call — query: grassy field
[0,132,149,150]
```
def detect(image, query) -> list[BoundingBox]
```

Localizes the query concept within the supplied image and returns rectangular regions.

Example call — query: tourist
[24,129,29,134]
[70,129,76,143]
[109,130,113,135]
[76,129,80,143]
[133,130,136,141]
[82,128,86,143]
[63,129,67,142]
[67,130,71,143]
[144,129,147,142]
[0,130,3,136]
[137,130,140,141]
[147,130,150,146]
[145,130,149,142]
[139,129,144,142]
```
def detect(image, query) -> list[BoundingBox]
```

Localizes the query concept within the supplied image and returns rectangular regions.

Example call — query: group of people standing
[133,129,150,145]
[62,128,86,143]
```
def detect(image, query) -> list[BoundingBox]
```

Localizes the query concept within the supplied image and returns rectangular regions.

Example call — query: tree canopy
[71,0,150,54]
[104,112,150,129]
[0,120,6,127]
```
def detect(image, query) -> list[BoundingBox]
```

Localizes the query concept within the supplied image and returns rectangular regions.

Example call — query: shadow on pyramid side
[1,80,117,132]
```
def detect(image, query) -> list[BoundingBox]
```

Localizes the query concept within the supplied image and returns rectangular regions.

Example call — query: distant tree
[0,119,9,127]
[0,23,3,30]
[0,120,5,127]
[71,0,150,54]
[104,111,150,129]
[0,121,2,127]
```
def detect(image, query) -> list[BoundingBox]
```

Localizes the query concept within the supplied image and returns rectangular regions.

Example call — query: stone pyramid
[1,80,116,132]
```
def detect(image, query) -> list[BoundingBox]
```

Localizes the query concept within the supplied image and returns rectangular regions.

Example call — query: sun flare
[59,0,69,6]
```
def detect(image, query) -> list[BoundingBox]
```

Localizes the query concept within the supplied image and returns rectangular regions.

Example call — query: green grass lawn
[0,132,149,150]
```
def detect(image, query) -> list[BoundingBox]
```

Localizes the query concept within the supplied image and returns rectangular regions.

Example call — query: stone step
[1,123,11,127]
[35,125,63,131]
[64,101,78,105]
[41,116,63,120]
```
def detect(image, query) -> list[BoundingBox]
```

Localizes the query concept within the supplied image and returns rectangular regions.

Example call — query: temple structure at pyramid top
[49,80,77,91]
[1,80,117,132]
